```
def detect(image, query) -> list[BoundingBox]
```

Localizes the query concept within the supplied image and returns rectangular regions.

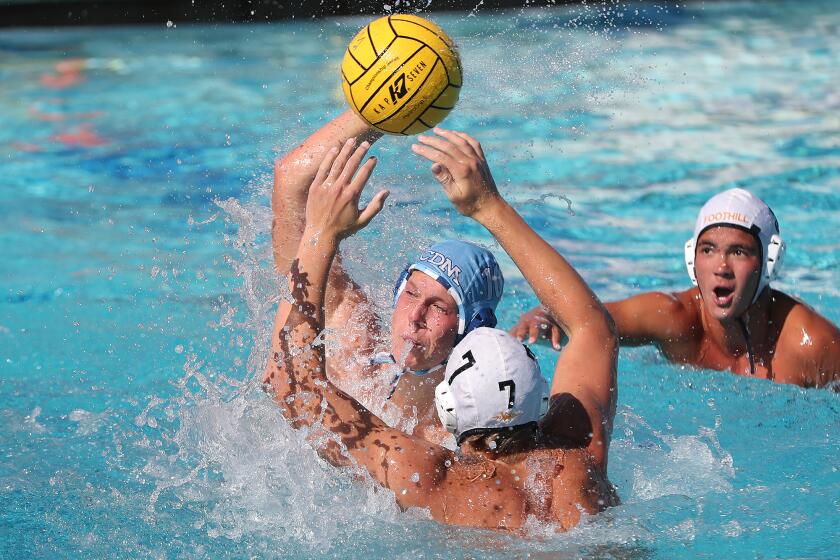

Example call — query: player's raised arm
[412,128,618,468]
[267,115,386,392]
[265,141,387,399]
[265,141,447,501]
[272,110,381,275]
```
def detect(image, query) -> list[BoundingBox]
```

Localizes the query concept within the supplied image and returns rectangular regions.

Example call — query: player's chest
[693,339,788,382]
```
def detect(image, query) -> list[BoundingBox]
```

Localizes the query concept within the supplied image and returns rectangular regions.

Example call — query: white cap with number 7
[435,327,550,444]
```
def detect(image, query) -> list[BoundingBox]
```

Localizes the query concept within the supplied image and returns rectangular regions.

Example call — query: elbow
[602,309,619,352]
[570,304,618,356]
[592,299,619,347]
[274,151,299,179]
[597,320,619,360]
[272,151,310,204]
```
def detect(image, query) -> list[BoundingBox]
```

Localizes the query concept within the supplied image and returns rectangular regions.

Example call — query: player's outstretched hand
[510,305,565,350]
[305,138,389,240]
[411,127,503,219]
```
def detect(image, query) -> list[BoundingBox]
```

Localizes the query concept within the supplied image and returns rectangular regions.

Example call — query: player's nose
[407,301,426,325]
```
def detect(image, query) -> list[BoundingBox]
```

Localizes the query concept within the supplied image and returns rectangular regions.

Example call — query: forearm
[475,199,613,339]
[270,235,414,473]
[272,111,382,275]
[265,228,337,426]
[604,302,651,346]
[475,199,617,461]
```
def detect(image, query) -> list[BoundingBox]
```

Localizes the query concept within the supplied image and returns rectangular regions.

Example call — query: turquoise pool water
[2,2,838,557]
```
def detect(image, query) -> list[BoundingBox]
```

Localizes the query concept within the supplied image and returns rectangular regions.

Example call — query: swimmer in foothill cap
[263,133,619,530]
[512,188,840,388]
[266,111,611,449]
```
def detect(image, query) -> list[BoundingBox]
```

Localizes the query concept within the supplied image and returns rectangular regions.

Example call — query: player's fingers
[431,162,455,187]
[528,322,539,344]
[411,143,457,186]
[551,327,563,350]
[416,133,470,161]
[338,141,371,186]
[455,130,486,160]
[347,156,377,203]
[411,141,449,165]
[435,127,483,160]
[314,146,340,187]
[509,322,524,340]
[328,138,358,181]
[356,189,390,230]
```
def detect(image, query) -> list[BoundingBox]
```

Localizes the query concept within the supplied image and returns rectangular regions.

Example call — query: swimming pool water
[1,1,838,558]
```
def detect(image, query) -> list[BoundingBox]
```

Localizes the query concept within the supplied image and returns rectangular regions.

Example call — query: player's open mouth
[712,286,735,306]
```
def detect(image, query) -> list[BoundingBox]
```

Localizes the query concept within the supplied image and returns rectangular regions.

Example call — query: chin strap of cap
[737,318,756,376]
[371,352,447,400]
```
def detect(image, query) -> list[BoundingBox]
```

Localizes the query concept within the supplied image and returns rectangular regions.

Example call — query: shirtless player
[512,188,840,387]
[262,129,619,530]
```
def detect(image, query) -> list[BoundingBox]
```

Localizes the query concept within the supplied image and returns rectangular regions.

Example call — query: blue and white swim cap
[394,240,504,337]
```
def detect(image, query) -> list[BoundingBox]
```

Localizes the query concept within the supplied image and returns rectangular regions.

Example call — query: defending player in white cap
[263,128,619,530]
[435,327,550,444]
[513,188,840,387]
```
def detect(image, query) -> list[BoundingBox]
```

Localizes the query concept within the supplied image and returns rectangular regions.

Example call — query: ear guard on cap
[392,266,411,307]
[434,382,458,435]
[685,238,698,285]
[461,308,497,340]
[765,234,785,283]
[539,384,550,417]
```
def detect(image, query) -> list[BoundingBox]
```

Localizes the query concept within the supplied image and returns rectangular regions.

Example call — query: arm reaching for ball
[268,113,388,395]
[411,128,618,469]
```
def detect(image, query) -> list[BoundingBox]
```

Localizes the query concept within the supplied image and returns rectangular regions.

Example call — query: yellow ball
[341,14,462,135]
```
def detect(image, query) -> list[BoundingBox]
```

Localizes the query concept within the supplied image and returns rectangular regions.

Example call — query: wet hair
[458,422,540,455]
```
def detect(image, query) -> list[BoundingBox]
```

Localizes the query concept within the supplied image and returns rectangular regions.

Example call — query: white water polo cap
[684,188,785,304]
[435,327,550,443]
[393,240,504,337]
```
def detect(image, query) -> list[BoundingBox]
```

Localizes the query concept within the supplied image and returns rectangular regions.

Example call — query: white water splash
[69,408,110,436]
[616,411,735,502]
